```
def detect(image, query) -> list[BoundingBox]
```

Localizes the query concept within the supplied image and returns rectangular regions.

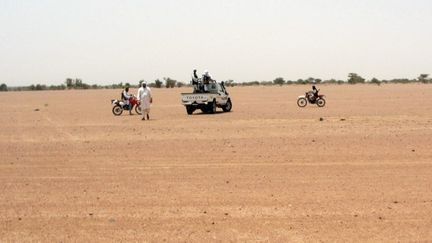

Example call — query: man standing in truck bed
[202,70,214,93]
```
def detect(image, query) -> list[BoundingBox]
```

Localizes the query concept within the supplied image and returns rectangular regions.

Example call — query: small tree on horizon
[66,78,73,89]
[370,78,381,85]
[225,80,235,87]
[0,83,7,92]
[65,78,89,89]
[306,77,315,84]
[297,79,307,84]
[154,79,163,88]
[418,74,430,83]
[348,73,365,84]
[164,77,177,88]
[176,82,185,88]
[273,77,285,86]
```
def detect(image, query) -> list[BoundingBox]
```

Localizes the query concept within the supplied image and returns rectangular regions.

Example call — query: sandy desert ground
[0,84,432,242]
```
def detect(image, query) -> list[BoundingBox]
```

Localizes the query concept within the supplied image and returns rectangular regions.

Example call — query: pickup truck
[181,82,232,115]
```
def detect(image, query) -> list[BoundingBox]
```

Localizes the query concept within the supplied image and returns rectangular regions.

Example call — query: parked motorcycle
[111,96,142,115]
[297,91,326,107]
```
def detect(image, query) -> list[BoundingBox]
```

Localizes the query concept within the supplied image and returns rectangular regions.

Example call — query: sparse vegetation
[154,79,163,88]
[3,73,431,92]
[260,81,274,86]
[224,80,235,87]
[66,78,91,89]
[164,77,177,88]
[0,83,8,92]
[418,74,430,83]
[176,82,185,88]
[370,78,381,85]
[273,77,285,86]
[241,81,260,86]
[348,73,365,84]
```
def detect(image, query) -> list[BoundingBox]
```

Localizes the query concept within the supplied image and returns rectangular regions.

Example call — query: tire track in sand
[42,114,78,142]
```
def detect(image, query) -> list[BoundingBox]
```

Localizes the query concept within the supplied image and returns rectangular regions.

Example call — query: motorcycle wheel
[135,105,142,115]
[297,98,307,107]
[317,98,326,107]
[112,105,123,116]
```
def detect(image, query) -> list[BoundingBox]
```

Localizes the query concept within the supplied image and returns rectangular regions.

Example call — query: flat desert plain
[1,84,432,242]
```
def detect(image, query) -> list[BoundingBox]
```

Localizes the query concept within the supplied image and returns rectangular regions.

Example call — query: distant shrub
[273,77,285,86]
[224,80,236,87]
[164,77,177,88]
[418,74,430,83]
[177,82,185,88]
[260,81,273,86]
[0,83,7,92]
[154,79,163,88]
[348,73,365,84]
[370,78,381,85]
[241,81,260,86]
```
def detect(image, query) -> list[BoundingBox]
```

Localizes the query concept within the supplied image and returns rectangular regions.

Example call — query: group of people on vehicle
[191,69,215,93]
[121,81,153,120]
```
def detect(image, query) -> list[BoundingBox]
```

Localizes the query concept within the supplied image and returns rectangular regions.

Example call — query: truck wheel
[186,106,195,115]
[222,99,232,112]
[208,100,216,114]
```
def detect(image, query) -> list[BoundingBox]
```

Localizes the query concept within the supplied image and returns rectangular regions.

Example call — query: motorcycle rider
[122,86,133,115]
[312,85,319,98]
[307,85,319,102]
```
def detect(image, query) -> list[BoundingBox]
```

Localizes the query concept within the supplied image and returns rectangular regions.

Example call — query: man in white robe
[137,82,153,120]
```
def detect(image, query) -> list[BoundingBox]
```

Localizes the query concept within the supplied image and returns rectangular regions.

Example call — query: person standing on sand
[137,81,153,121]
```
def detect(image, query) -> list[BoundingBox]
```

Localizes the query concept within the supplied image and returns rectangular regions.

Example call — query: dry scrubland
[1,84,432,242]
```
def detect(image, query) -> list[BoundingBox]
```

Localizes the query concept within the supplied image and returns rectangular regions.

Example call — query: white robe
[137,87,152,110]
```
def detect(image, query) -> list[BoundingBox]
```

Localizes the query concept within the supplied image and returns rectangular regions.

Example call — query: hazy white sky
[1,0,431,86]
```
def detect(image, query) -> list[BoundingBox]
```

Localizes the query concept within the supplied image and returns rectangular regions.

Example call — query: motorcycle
[111,96,142,115]
[297,91,326,107]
